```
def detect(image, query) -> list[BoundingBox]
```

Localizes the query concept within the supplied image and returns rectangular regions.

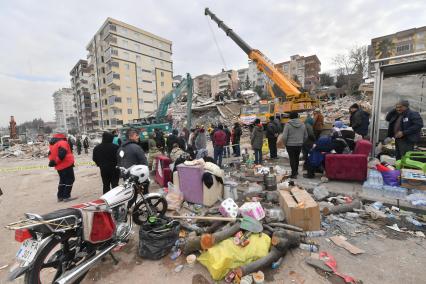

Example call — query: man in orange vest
[48,134,75,202]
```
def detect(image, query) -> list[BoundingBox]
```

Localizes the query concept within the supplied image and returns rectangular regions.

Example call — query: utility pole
[186,73,193,129]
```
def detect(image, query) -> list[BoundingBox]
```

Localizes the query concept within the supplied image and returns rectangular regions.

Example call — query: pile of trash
[321,95,372,124]
[0,143,48,159]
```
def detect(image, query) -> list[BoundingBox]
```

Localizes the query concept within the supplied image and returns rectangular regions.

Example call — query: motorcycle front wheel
[24,237,89,284]
[132,195,167,225]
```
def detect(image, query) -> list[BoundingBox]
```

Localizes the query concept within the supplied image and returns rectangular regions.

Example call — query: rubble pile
[1,143,48,159]
[321,95,372,124]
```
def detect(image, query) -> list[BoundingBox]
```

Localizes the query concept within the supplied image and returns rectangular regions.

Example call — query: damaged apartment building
[84,18,174,130]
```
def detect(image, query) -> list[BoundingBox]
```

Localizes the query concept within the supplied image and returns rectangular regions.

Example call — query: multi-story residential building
[193,74,212,97]
[275,54,321,91]
[86,18,173,130]
[70,59,93,132]
[237,68,249,85]
[52,88,77,132]
[210,69,238,98]
[369,26,426,74]
[248,60,265,88]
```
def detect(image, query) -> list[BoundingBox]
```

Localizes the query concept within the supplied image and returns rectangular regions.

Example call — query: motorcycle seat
[31,208,82,234]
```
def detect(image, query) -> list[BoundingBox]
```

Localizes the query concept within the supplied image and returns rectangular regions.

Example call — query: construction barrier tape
[0,161,96,173]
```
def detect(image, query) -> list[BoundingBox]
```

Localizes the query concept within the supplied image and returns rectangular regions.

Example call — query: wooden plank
[329,235,365,255]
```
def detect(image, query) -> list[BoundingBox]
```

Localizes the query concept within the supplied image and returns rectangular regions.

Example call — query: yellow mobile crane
[205,8,318,123]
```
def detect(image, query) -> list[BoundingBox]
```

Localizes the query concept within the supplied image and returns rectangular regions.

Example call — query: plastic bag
[139,218,180,260]
[381,170,400,186]
[198,233,271,280]
[166,182,183,211]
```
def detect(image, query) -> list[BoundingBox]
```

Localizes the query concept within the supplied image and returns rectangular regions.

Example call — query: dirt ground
[1,152,425,284]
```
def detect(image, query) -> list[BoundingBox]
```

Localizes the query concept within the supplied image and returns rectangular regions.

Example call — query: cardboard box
[278,187,321,231]
[401,169,426,191]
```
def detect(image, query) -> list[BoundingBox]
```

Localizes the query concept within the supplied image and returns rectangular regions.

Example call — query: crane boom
[204,8,302,99]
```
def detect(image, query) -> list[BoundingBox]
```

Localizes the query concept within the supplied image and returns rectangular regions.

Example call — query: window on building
[124,63,130,70]
[102,78,106,84]
[122,40,128,47]
[126,86,131,93]
[160,82,164,87]
[136,55,141,61]
[121,28,127,35]
[128,109,132,114]
[396,44,411,53]
[101,67,105,74]
[123,52,129,59]
[142,69,151,73]
[127,97,132,104]
[101,56,104,63]
[135,43,140,50]
[151,58,155,64]
[159,51,163,58]
[160,71,164,77]
[113,73,120,79]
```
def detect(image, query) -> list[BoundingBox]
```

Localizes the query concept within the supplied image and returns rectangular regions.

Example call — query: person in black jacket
[349,103,370,137]
[117,128,148,169]
[93,132,120,194]
[386,100,424,160]
[166,129,185,154]
[232,122,242,157]
[266,116,279,159]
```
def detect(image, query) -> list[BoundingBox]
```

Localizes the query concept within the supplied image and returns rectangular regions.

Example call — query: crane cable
[205,16,228,70]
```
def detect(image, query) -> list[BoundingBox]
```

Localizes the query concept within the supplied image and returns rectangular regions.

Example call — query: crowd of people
[46,99,423,201]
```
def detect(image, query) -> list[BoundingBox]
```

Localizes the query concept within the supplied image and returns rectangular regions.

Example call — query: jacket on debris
[117,140,147,169]
[93,132,119,169]
[48,134,74,171]
[386,108,424,143]
[350,109,370,136]
[251,125,264,150]
[283,119,308,147]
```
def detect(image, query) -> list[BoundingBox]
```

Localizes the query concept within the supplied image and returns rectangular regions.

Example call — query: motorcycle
[6,165,167,284]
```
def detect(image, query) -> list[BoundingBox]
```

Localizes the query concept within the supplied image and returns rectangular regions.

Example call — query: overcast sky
[0,0,425,127]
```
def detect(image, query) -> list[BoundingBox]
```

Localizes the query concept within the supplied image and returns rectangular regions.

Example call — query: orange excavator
[205,8,318,119]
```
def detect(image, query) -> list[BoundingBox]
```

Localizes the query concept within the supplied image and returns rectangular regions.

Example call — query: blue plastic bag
[381,170,400,186]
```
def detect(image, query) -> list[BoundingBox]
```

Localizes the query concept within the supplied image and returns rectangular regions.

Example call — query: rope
[206,16,228,70]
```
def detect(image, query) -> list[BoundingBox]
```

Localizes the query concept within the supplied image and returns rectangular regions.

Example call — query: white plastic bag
[166,182,183,211]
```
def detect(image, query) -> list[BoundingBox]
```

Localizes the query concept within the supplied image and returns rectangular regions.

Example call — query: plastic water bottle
[271,257,283,269]
[299,243,319,252]
[305,230,326,237]
[406,216,422,227]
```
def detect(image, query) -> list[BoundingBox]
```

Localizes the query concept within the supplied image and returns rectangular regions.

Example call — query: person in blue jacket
[386,100,423,160]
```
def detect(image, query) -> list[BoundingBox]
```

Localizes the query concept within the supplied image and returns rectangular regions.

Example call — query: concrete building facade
[70,59,93,132]
[210,69,238,98]
[237,68,249,89]
[275,54,321,90]
[369,26,426,74]
[248,60,265,88]
[193,74,212,97]
[86,18,173,129]
[53,88,77,132]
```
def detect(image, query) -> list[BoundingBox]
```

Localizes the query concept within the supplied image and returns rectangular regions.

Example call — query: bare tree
[333,45,368,95]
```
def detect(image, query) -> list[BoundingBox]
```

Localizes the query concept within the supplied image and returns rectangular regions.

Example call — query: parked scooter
[6,165,167,284]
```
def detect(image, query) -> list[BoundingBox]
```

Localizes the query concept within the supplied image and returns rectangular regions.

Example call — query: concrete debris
[1,143,49,159]
[321,95,372,124]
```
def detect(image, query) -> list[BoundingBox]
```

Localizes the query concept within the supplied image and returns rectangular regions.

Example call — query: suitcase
[155,156,172,187]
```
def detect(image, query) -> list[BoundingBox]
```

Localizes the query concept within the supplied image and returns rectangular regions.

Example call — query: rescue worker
[48,133,75,202]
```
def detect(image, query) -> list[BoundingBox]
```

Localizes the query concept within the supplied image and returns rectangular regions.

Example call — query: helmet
[129,165,149,183]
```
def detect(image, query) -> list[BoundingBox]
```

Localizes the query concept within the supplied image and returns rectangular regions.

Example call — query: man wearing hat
[349,103,369,138]
[386,100,423,160]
